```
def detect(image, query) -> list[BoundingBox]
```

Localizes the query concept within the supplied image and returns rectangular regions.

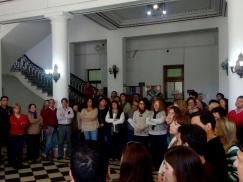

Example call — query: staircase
[10,55,97,104]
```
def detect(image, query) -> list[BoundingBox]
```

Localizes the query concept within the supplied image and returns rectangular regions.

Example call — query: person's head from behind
[208,100,220,111]
[1,96,9,107]
[192,112,216,139]
[215,117,237,151]
[176,124,207,157]
[235,96,243,110]
[70,141,109,182]
[163,146,204,182]
[120,142,153,182]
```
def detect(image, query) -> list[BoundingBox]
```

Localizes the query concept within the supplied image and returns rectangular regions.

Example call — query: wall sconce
[109,65,119,79]
[230,53,243,78]
[45,64,60,82]
[221,59,228,75]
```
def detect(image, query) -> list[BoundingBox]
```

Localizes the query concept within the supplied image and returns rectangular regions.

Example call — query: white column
[47,12,71,103]
[107,35,124,96]
[0,28,2,97]
[228,0,243,109]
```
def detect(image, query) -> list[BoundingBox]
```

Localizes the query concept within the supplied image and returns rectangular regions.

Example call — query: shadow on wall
[2,74,44,113]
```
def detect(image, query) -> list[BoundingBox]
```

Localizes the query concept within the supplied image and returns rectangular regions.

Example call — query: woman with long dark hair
[105,100,124,159]
[162,146,206,182]
[119,142,154,182]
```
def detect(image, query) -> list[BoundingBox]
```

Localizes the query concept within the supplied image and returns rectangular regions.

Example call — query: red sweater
[228,109,243,127]
[10,114,29,135]
[43,107,58,129]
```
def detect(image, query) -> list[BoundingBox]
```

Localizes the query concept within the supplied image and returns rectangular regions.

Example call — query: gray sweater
[133,110,150,136]
[146,111,167,135]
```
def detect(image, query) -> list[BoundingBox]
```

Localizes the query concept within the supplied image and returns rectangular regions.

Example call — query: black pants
[111,132,123,159]
[27,134,40,161]
[134,135,149,149]
[10,135,25,167]
[0,132,11,163]
[149,134,168,170]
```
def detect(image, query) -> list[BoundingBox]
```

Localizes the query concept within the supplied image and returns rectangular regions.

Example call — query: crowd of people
[0,90,243,182]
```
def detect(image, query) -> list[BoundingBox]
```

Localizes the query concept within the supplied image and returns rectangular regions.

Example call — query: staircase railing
[10,55,52,96]
[10,55,97,104]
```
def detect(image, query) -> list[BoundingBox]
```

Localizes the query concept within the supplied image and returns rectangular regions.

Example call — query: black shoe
[57,156,63,160]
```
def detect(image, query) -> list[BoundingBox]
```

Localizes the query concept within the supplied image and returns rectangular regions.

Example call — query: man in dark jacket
[0,96,12,163]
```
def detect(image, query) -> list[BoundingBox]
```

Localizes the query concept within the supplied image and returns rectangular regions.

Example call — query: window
[87,69,102,89]
[164,65,184,102]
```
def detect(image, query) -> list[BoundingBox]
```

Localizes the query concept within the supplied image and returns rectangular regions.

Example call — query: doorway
[163,65,184,102]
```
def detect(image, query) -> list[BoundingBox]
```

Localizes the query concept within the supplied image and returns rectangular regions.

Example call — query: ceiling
[83,0,227,30]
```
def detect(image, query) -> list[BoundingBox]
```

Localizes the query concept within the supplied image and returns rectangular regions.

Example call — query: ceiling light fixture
[147,10,152,16]
[153,4,159,10]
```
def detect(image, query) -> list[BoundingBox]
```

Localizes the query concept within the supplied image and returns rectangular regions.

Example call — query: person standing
[56,98,74,160]
[0,96,12,163]
[133,98,150,147]
[105,100,125,159]
[228,96,243,141]
[146,98,167,170]
[42,99,58,161]
[79,98,99,141]
[27,104,43,163]
[127,100,139,142]
[9,103,29,168]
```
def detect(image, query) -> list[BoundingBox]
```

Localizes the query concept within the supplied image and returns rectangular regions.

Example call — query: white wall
[26,34,52,69]
[125,30,218,100]
[71,41,107,87]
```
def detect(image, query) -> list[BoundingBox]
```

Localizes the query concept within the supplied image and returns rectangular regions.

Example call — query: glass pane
[89,70,101,81]
[167,82,175,99]
[167,68,182,77]
[175,82,183,93]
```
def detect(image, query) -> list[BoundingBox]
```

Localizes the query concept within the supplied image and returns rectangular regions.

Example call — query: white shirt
[57,106,74,125]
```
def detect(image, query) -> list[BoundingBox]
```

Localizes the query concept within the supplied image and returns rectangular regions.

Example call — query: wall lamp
[109,65,119,79]
[230,53,243,78]
[45,64,60,82]
[221,59,228,75]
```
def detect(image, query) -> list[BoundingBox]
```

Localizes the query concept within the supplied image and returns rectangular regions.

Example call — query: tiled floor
[0,150,157,182]
[0,151,120,182]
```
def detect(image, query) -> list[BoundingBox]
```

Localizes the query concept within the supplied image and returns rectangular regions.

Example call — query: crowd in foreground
[0,90,243,182]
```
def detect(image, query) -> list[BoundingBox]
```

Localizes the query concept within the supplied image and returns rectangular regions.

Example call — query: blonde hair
[173,99,187,114]
[13,103,22,114]
[216,117,237,152]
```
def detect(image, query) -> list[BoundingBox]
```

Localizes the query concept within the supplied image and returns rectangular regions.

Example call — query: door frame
[163,65,184,101]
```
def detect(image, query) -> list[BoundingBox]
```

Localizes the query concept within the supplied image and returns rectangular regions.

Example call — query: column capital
[45,11,73,22]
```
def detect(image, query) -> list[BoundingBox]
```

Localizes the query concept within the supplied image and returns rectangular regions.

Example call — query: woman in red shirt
[9,103,29,168]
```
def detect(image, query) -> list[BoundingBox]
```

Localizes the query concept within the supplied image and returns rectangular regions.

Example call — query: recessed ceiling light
[147,10,152,16]
[153,4,159,10]
[162,10,167,15]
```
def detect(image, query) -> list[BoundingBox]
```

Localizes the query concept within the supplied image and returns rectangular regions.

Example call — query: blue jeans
[57,125,71,157]
[44,126,57,157]
[127,129,134,142]
[84,129,98,141]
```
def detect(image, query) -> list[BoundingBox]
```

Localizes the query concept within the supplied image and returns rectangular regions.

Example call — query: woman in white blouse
[105,100,125,159]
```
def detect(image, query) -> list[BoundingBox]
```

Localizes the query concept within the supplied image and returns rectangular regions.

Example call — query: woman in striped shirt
[216,117,239,182]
